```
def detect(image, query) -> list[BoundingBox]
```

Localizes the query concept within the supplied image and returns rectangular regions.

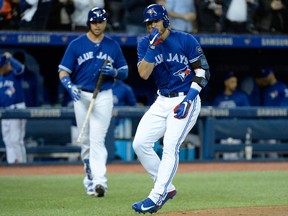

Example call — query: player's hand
[149,29,162,50]
[101,61,117,77]
[174,98,192,119]
[173,88,199,119]
[144,29,162,62]
[61,76,81,102]
[67,84,81,102]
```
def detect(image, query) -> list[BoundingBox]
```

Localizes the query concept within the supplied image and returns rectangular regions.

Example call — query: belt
[82,89,105,93]
[228,20,245,25]
[161,92,188,98]
[81,89,94,93]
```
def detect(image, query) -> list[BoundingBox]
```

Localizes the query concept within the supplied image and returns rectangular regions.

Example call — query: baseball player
[256,67,288,107]
[213,71,250,160]
[131,4,210,213]
[58,7,128,197]
[0,52,26,164]
[213,71,250,107]
[112,80,137,107]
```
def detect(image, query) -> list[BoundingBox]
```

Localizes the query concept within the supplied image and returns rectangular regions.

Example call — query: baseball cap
[257,67,273,78]
[223,71,236,81]
[0,54,7,67]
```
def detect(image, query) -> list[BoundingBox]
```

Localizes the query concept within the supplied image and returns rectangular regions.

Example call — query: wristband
[144,48,157,63]
[186,88,199,102]
[61,76,72,89]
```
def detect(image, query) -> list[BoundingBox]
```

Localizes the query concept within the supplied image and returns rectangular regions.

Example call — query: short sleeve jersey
[137,30,205,95]
[59,34,128,91]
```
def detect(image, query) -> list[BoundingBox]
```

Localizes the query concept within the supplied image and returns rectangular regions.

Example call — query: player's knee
[9,139,19,146]
[133,139,156,155]
[132,139,149,154]
[132,141,141,152]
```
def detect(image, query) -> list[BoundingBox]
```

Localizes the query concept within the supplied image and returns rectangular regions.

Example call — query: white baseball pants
[133,94,201,203]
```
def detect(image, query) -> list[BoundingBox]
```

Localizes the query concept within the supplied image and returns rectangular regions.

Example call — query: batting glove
[144,29,162,63]
[101,61,117,77]
[148,29,162,50]
[61,76,81,102]
[174,88,199,119]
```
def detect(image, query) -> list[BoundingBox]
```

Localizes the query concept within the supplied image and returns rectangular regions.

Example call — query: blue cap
[224,71,236,81]
[0,54,7,67]
[257,67,273,78]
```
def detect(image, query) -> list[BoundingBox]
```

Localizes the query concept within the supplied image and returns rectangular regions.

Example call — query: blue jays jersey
[22,67,39,107]
[263,81,288,106]
[112,80,137,106]
[0,58,25,108]
[213,91,250,108]
[138,30,205,95]
[58,34,128,91]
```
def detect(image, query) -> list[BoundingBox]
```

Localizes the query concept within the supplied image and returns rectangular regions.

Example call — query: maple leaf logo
[173,66,191,81]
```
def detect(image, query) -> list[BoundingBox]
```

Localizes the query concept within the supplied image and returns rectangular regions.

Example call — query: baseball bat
[76,60,107,144]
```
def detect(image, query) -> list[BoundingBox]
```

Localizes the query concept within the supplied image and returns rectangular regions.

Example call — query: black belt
[81,89,94,93]
[161,92,188,98]
[82,89,104,93]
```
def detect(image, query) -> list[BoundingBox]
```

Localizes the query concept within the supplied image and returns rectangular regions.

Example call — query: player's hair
[143,4,169,28]
[86,7,107,27]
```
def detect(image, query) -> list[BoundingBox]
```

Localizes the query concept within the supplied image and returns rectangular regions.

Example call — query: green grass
[0,171,288,216]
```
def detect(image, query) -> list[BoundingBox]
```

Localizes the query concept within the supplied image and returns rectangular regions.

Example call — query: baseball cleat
[132,190,176,213]
[157,190,177,210]
[132,197,158,214]
[95,184,105,197]
[87,183,105,197]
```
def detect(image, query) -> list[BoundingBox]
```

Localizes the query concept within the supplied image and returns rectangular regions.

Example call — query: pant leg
[89,90,113,188]
[19,119,27,163]
[149,96,201,203]
[1,119,27,164]
[74,92,91,161]
[75,90,113,189]
[133,96,178,193]
[132,97,167,182]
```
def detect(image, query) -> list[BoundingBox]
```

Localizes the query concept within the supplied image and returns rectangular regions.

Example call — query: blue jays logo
[5,87,15,97]
[147,8,157,17]
[93,10,104,18]
[270,90,279,99]
[173,65,191,81]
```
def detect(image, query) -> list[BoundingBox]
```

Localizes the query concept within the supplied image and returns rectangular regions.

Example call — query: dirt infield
[1,161,288,216]
[163,206,288,216]
[0,161,288,176]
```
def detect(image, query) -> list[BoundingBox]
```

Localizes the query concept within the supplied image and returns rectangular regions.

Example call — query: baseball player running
[132,4,210,213]
[58,7,128,197]
[0,52,26,164]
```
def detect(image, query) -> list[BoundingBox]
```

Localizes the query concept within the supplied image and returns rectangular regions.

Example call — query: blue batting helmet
[86,7,107,27]
[143,4,169,28]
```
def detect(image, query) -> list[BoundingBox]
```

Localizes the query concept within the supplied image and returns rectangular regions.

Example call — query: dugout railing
[0,107,288,163]
[201,107,288,160]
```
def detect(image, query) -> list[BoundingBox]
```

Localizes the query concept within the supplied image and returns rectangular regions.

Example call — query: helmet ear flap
[163,19,169,28]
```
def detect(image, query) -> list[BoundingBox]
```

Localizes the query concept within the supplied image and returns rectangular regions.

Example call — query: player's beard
[90,28,104,38]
